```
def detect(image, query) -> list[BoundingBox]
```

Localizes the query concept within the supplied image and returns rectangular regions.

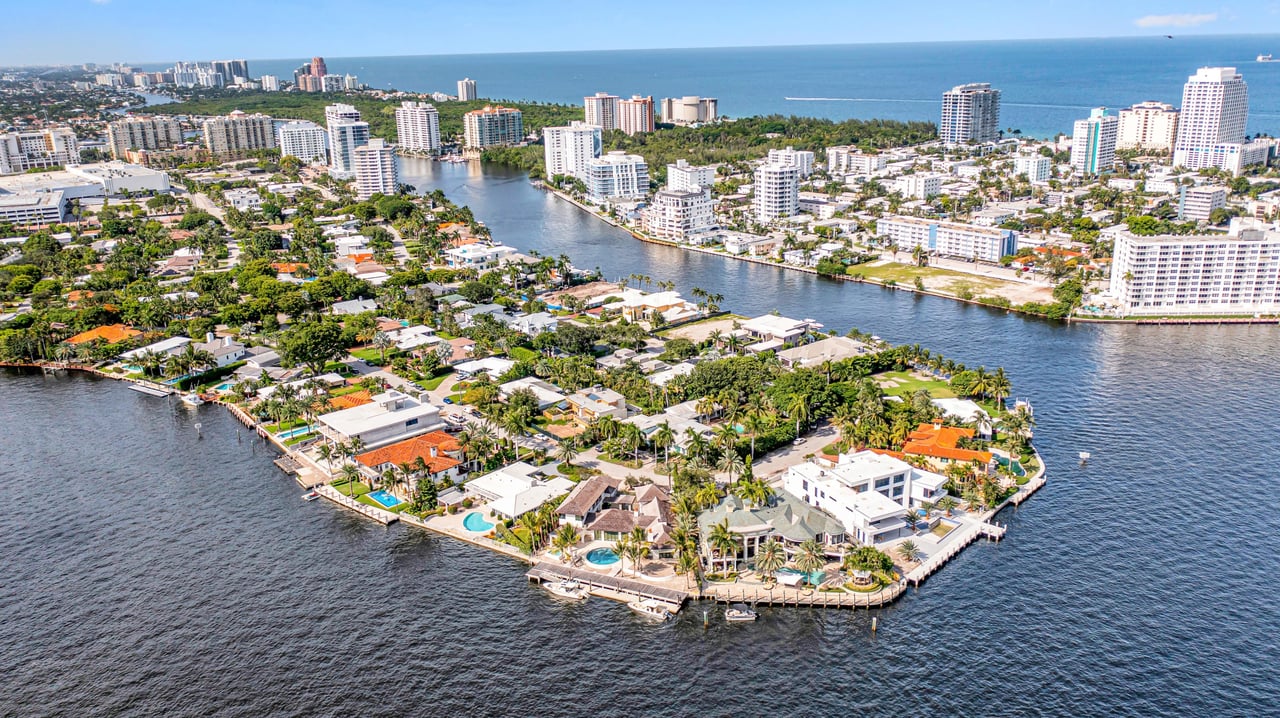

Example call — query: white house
[317,390,444,449]
[193,335,247,368]
[739,314,822,351]
[466,462,574,519]
[120,335,191,362]
[443,243,517,270]
[454,356,515,380]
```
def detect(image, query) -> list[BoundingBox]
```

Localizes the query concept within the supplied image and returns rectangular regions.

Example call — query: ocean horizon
[136,35,1280,138]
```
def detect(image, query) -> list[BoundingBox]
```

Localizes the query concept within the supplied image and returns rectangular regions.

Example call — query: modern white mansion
[584,151,648,201]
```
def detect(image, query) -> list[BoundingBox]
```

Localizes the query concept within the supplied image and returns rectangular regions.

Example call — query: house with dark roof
[555,475,621,527]
[697,492,846,572]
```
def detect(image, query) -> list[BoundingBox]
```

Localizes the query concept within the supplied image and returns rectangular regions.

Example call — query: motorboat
[543,579,589,601]
[725,604,758,622]
[627,599,672,620]
[1078,451,1091,462]
[1258,54,1274,62]
[301,491,320,501]
[180,393,206,407]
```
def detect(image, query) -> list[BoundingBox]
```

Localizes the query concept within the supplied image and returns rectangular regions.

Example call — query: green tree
[279,319,347,375]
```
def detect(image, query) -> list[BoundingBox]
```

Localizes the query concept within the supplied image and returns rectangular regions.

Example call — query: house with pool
[354,431,464,485]
[465,462,574,520]
[317,390,445,449]
[697,492,846,573]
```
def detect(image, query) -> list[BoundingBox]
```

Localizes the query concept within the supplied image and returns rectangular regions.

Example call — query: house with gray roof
[697,491,846,572]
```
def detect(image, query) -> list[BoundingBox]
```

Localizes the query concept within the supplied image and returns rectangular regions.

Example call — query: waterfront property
[317,390,445,449]
[697,492,847,573]
[902,423,994,468]
[465,462,574,520]
[555,475,622,527]
[353,431,464,484]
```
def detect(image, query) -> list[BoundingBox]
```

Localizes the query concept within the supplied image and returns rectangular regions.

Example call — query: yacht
[543,579,589,601]
[626,599,672,620]
[180,393,206,407]
[301,491,320,501]
[1258,54,1275,62]
[725,604,758,622]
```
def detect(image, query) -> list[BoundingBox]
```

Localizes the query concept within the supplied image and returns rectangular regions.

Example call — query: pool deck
[314,484,399,525]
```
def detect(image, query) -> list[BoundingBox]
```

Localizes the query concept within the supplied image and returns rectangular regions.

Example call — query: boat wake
[783,96,1092,111]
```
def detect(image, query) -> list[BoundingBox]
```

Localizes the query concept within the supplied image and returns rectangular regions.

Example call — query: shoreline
[7,361,1048,612]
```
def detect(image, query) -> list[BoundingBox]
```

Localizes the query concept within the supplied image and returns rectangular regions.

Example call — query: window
[405,418,419,427]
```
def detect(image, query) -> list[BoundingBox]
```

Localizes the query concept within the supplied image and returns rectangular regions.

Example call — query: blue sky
[4,0,1280,66]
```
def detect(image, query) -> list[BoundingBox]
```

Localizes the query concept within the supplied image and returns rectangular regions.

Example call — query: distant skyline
[3,1,1280,66]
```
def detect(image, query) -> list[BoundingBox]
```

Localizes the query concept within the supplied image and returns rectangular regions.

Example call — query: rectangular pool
[367,489,402,509]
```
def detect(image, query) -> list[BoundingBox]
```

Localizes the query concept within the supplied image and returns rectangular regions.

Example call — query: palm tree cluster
[612,526,652,577]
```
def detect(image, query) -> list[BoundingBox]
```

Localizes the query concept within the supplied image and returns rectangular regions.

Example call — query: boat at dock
[180,393,205,407]
[627,599,672,620]
[128,384,171,397]
[301,491,320,501]
[725,604,758,622]
[543,579,589,601]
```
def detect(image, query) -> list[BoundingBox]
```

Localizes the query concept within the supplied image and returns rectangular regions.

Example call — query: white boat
[301,491,320,501]
[128,384,171,397]
[725,604,758,622]
[180,393,205,407]
[1078,451,1091,461]
[1258,54,1274,62]
[543,579,589,601]
[627,599,672,620]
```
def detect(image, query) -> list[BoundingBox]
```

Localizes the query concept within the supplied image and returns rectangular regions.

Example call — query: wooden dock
[526,562,689,609]
[905,520,1005,587]
[314,484,399,525]
[702,580,906,608]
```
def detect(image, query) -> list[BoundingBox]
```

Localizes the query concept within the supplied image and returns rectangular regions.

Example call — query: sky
[3,0,1280,66]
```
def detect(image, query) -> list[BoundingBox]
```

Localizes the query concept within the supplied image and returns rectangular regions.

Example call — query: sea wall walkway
[702,580,906,608]
[314,484,399,525]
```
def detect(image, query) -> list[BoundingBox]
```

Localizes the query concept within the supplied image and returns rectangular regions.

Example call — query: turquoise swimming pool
[585,547,619,566]
[776,567,825,585]
[367,490,402,509]
[463,512,494,532]
[276,426,313,440]
[995,456,1026,477]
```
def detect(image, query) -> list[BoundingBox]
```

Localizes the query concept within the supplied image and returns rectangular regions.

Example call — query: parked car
[792,437,806,445]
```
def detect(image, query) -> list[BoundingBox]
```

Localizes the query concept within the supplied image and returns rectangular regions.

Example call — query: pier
[526,562,689,609]
[702,580,906,608]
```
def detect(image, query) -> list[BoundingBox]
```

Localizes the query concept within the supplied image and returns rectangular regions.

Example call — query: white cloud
[1134,12,1218,28]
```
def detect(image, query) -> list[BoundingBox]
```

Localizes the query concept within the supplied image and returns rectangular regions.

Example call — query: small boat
[1078,451,1091,462]
[627,599,672,621]
[301,491,320,501]
[1258,53,1274,62]
[543,579,589,601]
[180,393,205,407]
[725,604,758,623]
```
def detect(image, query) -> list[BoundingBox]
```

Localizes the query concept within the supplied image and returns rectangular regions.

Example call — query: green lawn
[852,261,1005,293]
[509,347,538,362]
[350,347,387,363]
[598,452,643,469]
[283,432,315,447]
[416,371,453,391]
[332,479,371,497]
[265,418,307,432]
[357,493,413,512]
[328,384,365,397]
[874,370,957,399]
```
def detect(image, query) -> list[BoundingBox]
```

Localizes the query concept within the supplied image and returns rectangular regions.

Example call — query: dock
[904,520,1005,586]
[313,484,399,525]
[702,580,906,608]
[128,383,172,397]
[526,562,689,610]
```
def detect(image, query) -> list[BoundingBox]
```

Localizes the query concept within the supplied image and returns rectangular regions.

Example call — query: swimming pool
[776,567,825,585]
[367,490,402,509]
[462,512,494,532]
[995,456,1027,477]
[275,425,313,440]
[214,381,236,392]
[585,547,619,566]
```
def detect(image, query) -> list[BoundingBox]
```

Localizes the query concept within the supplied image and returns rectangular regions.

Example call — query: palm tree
[373,331,393,364]
[551,524,580,563]
[623,526,650,577]
[338,463,362,496]
[755,537,785,583]
[903,509,920,533]
[990,367,1011,410]
[317,443,334,473]
[707,519,739,573]
[743,410,771,460]
[555,439,580,467]
[652,422,675,467]
[717,449,745,485]
[896,540,922,564]
[794,539,827,587]
[937,496,958,516]
[695,395,717,423]
[786,393,811,438]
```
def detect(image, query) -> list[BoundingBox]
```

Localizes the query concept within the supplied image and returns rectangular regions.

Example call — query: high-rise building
[310,57,328,78]
[767,146,816,178]
[277,120,328,163]
[660,96,718,125]
[940,83,1001,146]
[666,159,716,192]
[211,60,249,84]
[326,103,368,178]
[1172,67,1262,175]
[319,75,344,92]
[1177,185,1228,221]
[462,106,523,148]
[107,116,183,160]
[543,121,602,179]
[354,138,399,200]
[827,147,887,175]
[1071,107,1119,176]
[618,95,655,135]
[395,102,441,155]
[457,77,477,101]
[584,151,649,201]
[753,163,800,222]
[260,75,280,92]
[1013,155,1052,183]
[641,188,716,241]
[0,128,80,174]
[1117,101,1180,151]
[201,111,276,157]
[343,74,360,91]
[584,92,621,132]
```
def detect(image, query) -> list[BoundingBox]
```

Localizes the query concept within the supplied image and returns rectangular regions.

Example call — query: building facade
[276,120,328,163]
[107,117,183,160]
[395,101,441,155]
[1117,101,1180,151]
[876,216,1017,263]
[1172,67,1261,175]
[584,92,620,132]
[326,103,367,178]
[660,96,718,125]
[353,138,399,200]
[0,128,79,174]
[1109,227,1280,316]
[618,95,655,135]
[1070,107,1119,176]
[752,163,800,222]
[463,106,523,148]
[767,146,815,177]
[640,188,716,241]
[940,83,1001,146]
[827,146,886,174]
[543,121,602,179]
[1178,185,1227,221]
[666,159,716,192]
[201,112,275,157]
[1013,155,1052,183]
[457,77,477,101]
[584,151,649,200]
[894,173,943,200]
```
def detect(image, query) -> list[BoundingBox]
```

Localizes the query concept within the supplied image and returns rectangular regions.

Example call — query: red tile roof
[64,324,141,345]
[355,431,463,475]
[903,424,992,463]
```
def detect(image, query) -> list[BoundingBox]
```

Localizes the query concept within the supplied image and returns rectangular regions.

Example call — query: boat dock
[313,484,399,525]
[128,383,172,397]
[702,580,906,608]
[526,562,689,610]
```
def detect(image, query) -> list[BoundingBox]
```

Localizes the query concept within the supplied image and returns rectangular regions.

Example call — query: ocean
[143,35,1280,138]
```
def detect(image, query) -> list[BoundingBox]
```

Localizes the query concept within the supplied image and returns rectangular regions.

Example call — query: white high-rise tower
[940,83,1001,146]
[543,121,602,179]
[1173,67,1258,174]
[457,78,477,101]
[584,92,621,132]
[326,103,368,178]
[395,101,441,155]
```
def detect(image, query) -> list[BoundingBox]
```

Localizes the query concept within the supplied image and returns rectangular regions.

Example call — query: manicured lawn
[357,493,413,512]
[509,347,538,362]
[265,418,307,432]
[599,452,643,469]
[328,384,365,397]
[875,370,957,399]
[350,347,386,363]
[416,371,452,391]
[283,432,314,447]
[931,521,957,538]
[332,479,371,497]
[852,261,1005,293]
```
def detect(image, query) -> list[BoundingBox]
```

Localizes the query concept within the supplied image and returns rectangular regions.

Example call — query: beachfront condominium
[1173,67,1267,175]
[640,187,716,241]
[212,59,249,85]
[463,106,523,148]
[1070,107,1119,176]
[584,92,621,132]
[276,120,328,163]
[618,95,655,135]
[666,159,716,192]
[827,146,887,175]
[395,101,441,154]
[326,103,368,178]
[1108,224,1280,316]
[1177,185,1227,222]
[260,75,280,92]
[457,77,477,101]
[876,215,1017,263]
[1013,154,1053,183]
[584,151,649,201]
[767,146,816,178]
[660,96,718,125]
[940,83,1001,146]
[107,116,182,160]
[353,138,399,200]
[752,163,800,222]
[201,111,275,158]
[1117,101,1180,151]
[0,128,79,174]
[543,121,602,179]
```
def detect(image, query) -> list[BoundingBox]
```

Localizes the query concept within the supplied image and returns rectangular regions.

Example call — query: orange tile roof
[903,424,992,463]
[272,262,309,273]
[67,290,94,303]
[347,253,374,263]
[65,323,141,345]
[355,431,463,475]
[328,390,373,410]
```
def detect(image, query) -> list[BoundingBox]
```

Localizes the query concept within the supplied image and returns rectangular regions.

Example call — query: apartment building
[876,216,1017,262]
